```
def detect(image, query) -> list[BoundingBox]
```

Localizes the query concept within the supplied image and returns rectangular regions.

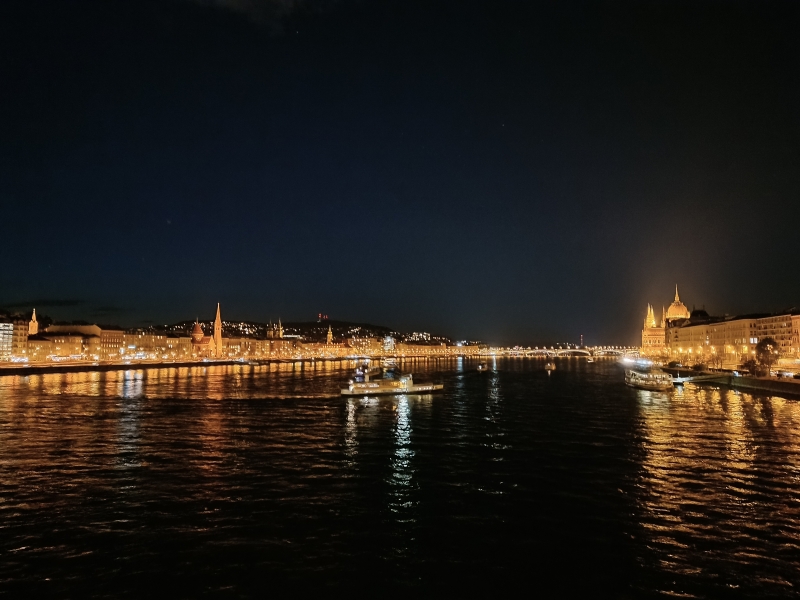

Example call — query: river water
[0,358,798,598]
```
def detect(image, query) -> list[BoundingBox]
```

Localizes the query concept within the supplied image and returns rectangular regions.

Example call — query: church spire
[675,284,680,302]
[29,308,38,335]
[213,303,222,358]
[326,324,333,345]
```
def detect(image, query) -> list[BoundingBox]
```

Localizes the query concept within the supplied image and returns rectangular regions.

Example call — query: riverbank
[0,359,247,377]
[663,367,800,399]
[727,375,800,398]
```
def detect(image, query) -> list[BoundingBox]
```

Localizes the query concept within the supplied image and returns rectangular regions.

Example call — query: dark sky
[1,0,798,345]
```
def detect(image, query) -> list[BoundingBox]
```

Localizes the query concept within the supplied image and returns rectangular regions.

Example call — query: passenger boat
[624,367,673,391]
[545,362,556,371]
[477,362,489,372]
[341,359,443,396]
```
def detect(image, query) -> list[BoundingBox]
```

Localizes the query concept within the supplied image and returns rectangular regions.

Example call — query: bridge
[501,346,638,358]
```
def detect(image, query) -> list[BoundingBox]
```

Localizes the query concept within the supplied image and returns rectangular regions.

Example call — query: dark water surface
[1,358,798,598]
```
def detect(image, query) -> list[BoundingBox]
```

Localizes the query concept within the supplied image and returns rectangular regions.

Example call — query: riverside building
[640,287,800,366]
[641,286,690,356]
[666,311,800,365]
[1,303,483,364]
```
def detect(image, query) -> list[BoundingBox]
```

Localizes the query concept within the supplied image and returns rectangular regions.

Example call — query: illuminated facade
[666,311,800,365]
[266,320,284,339]
[214,303,223,358]
[1,301,486,364]
[0,321,12,359]
[641,304,665,355]
[29,308,38,335]
[11,319,28,359]
[191,320,217,358]
[665,285,691,321]
[640,285,690,356]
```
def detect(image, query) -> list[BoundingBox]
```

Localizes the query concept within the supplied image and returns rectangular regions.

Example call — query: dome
[665,285,690,321]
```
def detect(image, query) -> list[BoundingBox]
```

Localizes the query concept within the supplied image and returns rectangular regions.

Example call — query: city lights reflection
[389,396,417,518]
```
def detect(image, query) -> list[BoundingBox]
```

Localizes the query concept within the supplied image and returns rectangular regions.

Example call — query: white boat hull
[624,369,673,391]
[341,383,444,396]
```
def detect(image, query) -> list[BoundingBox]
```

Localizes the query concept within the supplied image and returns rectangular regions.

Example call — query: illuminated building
[0,317,31,361]
[666,309,800,365]
[665,285,691,321]
[348,337,383,354]
[165,335,193,359]
[407,332,432,342]
[213,303,222,358]
[100,329,126,360]
[29,308,38,335]
[26,336,54,362]
[191,320,217,358]
[43,324,125,361]
[641,285,689,356]
[0,320,12,360]
[265,319,285,339]
[3,299,487,364]
[640,304,665,355]
[11,319,28,359]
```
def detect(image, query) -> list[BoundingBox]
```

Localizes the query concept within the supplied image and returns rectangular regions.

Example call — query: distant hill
[148,319,450,344]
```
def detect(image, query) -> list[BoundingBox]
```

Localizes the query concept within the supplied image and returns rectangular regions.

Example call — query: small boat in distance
[545,362,556,371]
[477,362,489,372]
[341,359,443,396]
[624,367,673,391]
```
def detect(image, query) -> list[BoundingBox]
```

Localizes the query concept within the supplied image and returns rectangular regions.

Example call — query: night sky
[1,0,798,345]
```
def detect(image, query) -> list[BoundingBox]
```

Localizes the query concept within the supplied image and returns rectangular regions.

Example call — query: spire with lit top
[213,303,223,358]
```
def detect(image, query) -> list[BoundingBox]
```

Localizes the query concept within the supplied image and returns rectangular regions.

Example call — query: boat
[586,357,595,363]
[624,367,673,391]
[545,362,556,370]
[477,362,489,372]
[341,359,443,396]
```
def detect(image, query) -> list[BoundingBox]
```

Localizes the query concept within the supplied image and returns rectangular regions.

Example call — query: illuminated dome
[191,321,205,343]
[665,285,690,321]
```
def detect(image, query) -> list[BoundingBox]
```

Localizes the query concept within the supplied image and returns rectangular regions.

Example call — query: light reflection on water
[390,396,416,517]
[0,359,798,597]
[634,385,800,597]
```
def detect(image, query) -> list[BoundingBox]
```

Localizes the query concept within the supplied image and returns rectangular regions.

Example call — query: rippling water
[1,358,798,597]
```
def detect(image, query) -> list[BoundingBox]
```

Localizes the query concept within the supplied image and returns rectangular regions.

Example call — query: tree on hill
[755,337,780,375]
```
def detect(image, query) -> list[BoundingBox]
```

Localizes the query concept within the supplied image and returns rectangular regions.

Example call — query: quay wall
[664,368,800,399]
[726,375,800,398]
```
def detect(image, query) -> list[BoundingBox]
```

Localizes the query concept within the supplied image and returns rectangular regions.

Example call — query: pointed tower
[326,324,333,345]
[213,303,223,358]
[29,308,38,336]
[278,319,284,339]
[644,304,656,328]
[675,284,680,302]
[661,306,666,328]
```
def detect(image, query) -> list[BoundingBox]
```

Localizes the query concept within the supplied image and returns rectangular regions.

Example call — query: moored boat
[624,367,673,391]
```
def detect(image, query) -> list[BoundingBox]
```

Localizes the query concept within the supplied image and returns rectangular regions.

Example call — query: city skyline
[1,0,798,345]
